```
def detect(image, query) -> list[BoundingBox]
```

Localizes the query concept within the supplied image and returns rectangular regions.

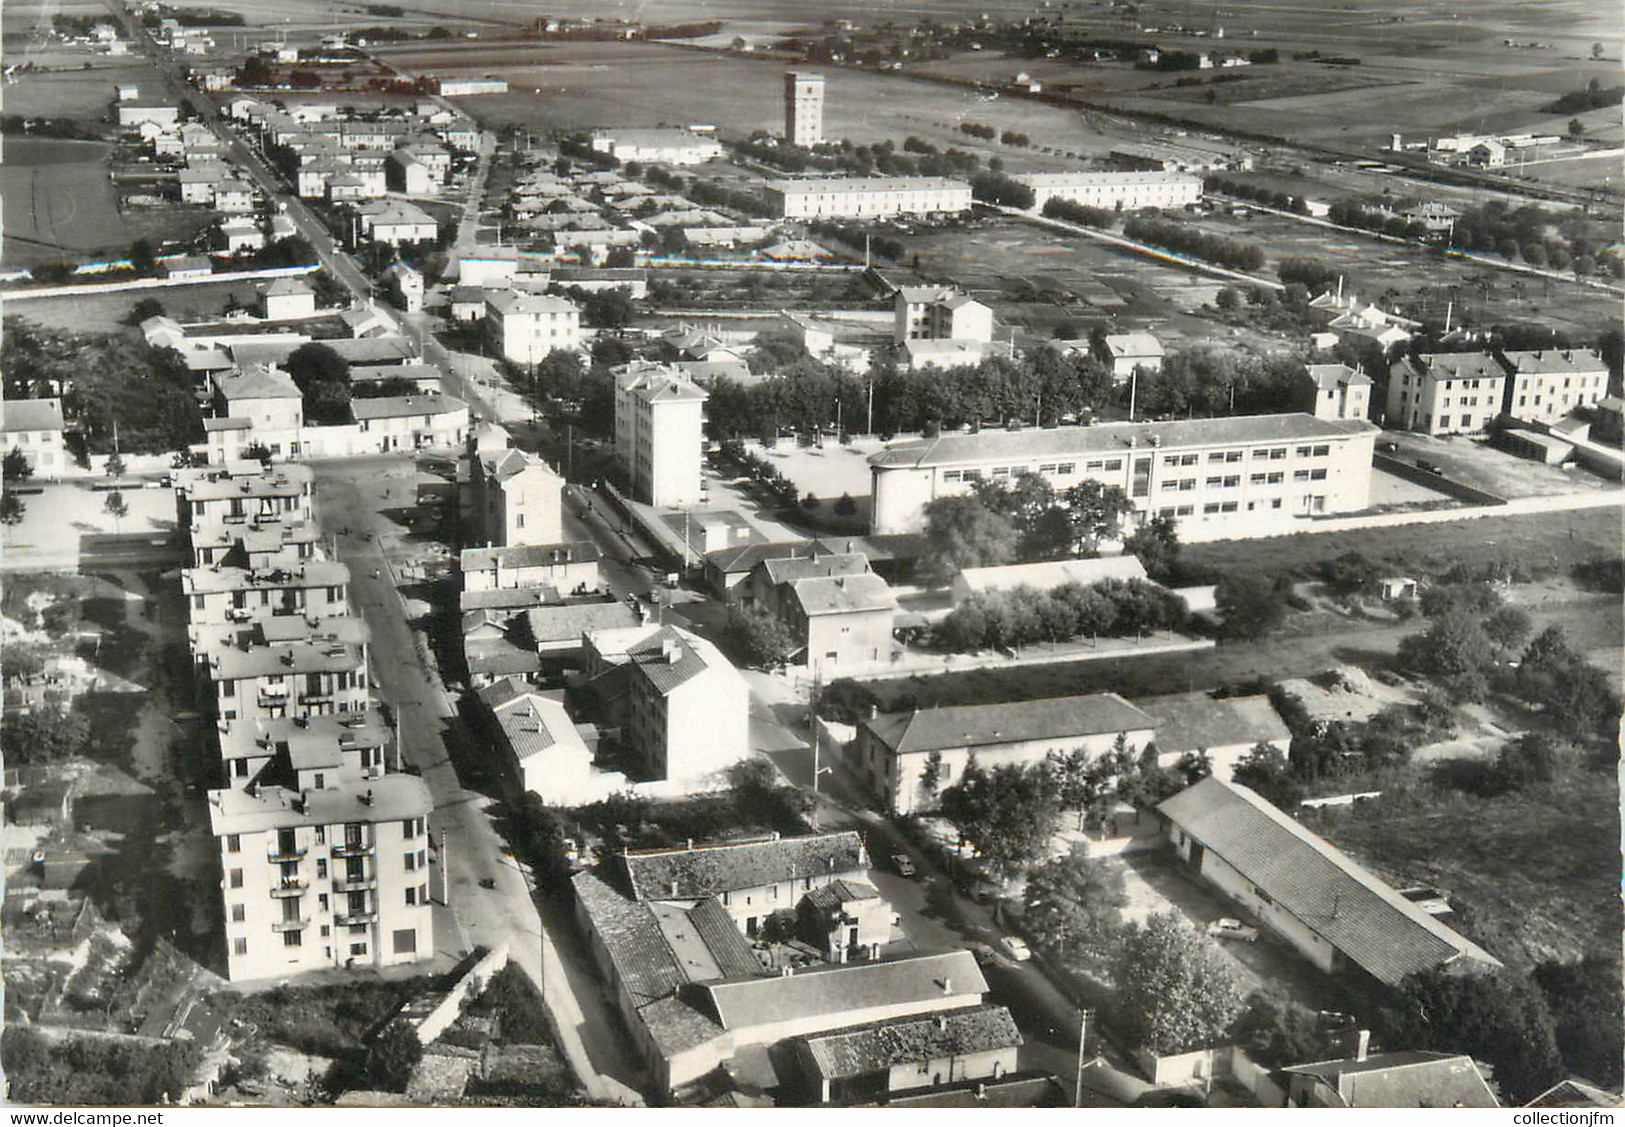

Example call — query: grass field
[5,277,267,333]
[1181,504,1621,583]
[1308,773,1621,968]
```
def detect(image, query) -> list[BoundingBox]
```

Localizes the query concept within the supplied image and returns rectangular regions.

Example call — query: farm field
[0,53,166,124]
[372,39,1126,164]
[0,138,211,267]
[4,277,269,334]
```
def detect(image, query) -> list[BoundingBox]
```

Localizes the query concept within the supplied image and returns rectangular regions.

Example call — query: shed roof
[620,831,867,902]
[863,693,1155,758]
[701,950,985,1032]
[1157,778,1501,987]
[1134,692,1290,754]
[1283,1051,1499,1108]
[796,1003,1021,1081]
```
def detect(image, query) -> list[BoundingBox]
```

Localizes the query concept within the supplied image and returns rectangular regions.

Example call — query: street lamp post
[1074,1008,1095,1108]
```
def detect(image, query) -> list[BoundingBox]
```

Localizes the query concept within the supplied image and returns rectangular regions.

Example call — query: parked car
[1000,935,1033,962]
[1207,917,1260,942]
[969,942,1000,966]
[1414,458,1444,475]
[890,853,916,878]
[1377,440,1399,453]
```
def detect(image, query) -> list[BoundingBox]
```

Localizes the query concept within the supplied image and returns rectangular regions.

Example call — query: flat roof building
[764,178,972,220]
[868,414,1379,542]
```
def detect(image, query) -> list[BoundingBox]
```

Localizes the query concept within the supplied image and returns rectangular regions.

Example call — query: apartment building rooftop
[210,637,365,681]
[179,463,313,502]
[207,773,431,836]
[182,559,349,595]
[760,552,868,586]
[460,541,600,574]
[789,573,897,617]
[218,711,388,762]
[869,414,1378,470]
[1498,347,1606,375]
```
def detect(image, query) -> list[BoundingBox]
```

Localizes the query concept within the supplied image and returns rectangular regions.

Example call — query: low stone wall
[1372,453,1507,506]
[409,943,510,1046]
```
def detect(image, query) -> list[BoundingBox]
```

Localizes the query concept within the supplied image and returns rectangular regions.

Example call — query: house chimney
[1354,1029,1370,1062]
[941,976,952,995]
[781,965,795,978]
[361,788,373,807]
[936,1015,948,1032]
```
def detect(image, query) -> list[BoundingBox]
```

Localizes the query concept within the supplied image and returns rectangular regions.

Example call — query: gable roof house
[1284,1050,1499,1108]
[857,694,1157,815]
[1158,777,1501,989]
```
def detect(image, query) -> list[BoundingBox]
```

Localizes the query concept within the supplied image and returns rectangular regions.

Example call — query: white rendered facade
[1018,170,1202,211]
[785,72,825,147]
[612,363,708,508]
[765,178,972,220]
[485,292,582,365]
[868,414,1378,541]
[1386,353,1507,436]
[1499,348,1609,425]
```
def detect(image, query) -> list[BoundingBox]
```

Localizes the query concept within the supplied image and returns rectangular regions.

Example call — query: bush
[1123,215,1266,272]
[817,679,881,724]
[1042,197,1116,228]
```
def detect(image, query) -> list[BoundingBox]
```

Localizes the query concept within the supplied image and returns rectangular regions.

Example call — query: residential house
[484,292,582,366]
[703,541,813,599]
[589,128,723,165]
[215,218,266,254]
[745,554,894,676]
[1131,691,1291,779]
[796,879,892,963]
[162,255,214,280]
[1158,777,1502,989]
[0,398,67,477]
[459,542,600,595]
[1386,352,1507,435]
[793,1005,1024,1105]
[386,261,423,313]
[213,365,305,458]
[579,625,749,788]
[355,200,439,246]
[214,180,255,215]
[467,444,565,548]
[1284,1050,1499,1108]
[1297,363,1373,421]
[1095,333,1165,383]
[260,277,317,321]
[386,149,435,195]
[949,555,1148,606]
[856,694,1157,814]
[118,100,180,129]
[893,287,994,346]
[180,166,225,204]
[477,678,599,802]
[351,394,468,453]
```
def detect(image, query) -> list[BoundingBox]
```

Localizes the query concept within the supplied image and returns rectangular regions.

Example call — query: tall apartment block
[178,461,437,982]
[785,71,824,148]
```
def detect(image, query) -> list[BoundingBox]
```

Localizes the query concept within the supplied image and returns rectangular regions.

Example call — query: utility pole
[1074,1008,1095,1108]
[1128,368,1138,421]
[866,375,874,436]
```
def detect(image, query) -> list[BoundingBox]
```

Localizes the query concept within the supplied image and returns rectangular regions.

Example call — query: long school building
[764,177,972,220]
[867,414,1378,541]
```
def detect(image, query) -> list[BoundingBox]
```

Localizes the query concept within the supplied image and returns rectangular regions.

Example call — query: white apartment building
[612,363,708,508]
[764,177,973,220]
[1017,170,1202,212]
[204,629,371,726]
[1499,348,1609,425]
[176,463,315,532]
[182,560,351,626]
[589,128,723,165]
[785,72,825,147]
[188,513,322,571]
[485,292,582,366]
[893,286,993,345]
[209,772,434,981]
[213,366,306,458]
[1386,352,1507,436]
[581,625,750,787]
[1297,363,1372,422]
[868,414,1379,541]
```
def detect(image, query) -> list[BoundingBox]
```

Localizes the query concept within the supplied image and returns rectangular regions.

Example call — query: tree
[0,704,90,764]
[1493,730,1561,789]
[1482,605,1532,652]
[1383,966,1564,1105]
[365,1021,423,1092]
[1320,550,1377,594]
[1229,993,1335,1068]
[128,237,157,275]
[1061,480,1134,557]
[1397,610,1494,679]
[1115,913,1244,1055]
[536,348,586,397]
[1124,514,1180,582]
[1214,286,1241,312]
[1022,854,1127,965]
[1231,741,1301,808]
[124,296,166,327]
[104,451,126,480]
[834,492,857,517]
[285,342,352,425]
[1568,118,1585,138]
[0,490,25,527]
[938,760,1063,880]
[919,749,944,808]
[103,490,129,533]
[1593,41,1605,59]
[1534,952,1624,1089]
[1214,574,1287,640]
[727,603,796,669]
[3,447,33,482]
[920,494,1018,583]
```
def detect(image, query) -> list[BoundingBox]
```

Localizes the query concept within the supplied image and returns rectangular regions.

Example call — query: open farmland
[372,38,1128,164]
[0,53,165,125]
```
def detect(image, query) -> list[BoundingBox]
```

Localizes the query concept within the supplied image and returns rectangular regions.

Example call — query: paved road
[309,457,646,1103]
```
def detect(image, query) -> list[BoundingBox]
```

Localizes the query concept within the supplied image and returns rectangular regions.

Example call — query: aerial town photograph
[0,0,1619,1115]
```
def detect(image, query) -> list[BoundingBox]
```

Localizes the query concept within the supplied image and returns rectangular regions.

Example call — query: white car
[1207,918,1260,943]
[1000,935,1032,962]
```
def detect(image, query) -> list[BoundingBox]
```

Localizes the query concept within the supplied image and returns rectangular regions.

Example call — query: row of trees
[970,171,1037,209]
[936,578,1190,652]
[1122,215,1267,272]
[1042,197,1118,229]
[1203,175,1313,216]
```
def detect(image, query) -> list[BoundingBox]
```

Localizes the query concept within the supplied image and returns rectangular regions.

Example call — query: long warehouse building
[764,177,973,219]
[1016,170,1202,211]
[867,414,1378,541]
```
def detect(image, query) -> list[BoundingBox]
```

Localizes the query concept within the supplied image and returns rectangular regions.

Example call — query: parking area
[1379,430,1619,499]
[1110,850,1348,1011]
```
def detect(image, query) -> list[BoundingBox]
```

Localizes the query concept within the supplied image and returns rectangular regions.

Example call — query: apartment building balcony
[335,911,378,927]
[269,880,307,898]
[331,876,377,894]
[266,846,307,863]
[270,917,310,933]
[331,839,373,858]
